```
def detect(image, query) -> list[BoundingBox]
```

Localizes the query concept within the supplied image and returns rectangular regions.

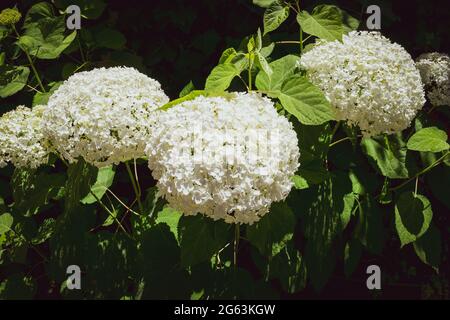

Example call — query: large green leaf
[246,202,295,256]
[11,168,66,216]
[94,27,126,49]
[255,54,300,96]
[155,206,182,242]
[0,213,13,234]
[81,165,115,204]
[205,64,240,91]
[178,215,231,267]
[355,194,385,255]
[24,2,54,27]
[361,135,411,179]
[407,127,449,153]
[277,75,334,125]
[65,159,98,210]
[295,173,353,290]
[413,224,441,272]
[19,13,76,60]
[266,242,307,294]
[296,5,359,41]
[395,192,433,247]
[0,65,30,98]
[263,2,289,35]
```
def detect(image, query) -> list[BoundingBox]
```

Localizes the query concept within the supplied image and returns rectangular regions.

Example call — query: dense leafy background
[0,0,449,299]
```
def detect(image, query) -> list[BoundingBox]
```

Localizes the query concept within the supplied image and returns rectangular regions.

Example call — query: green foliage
[276,75,334,125]
[0,0,448,300]
[178,215,230,267]
[263,2,289,35]
[247,202,295,256]
[395,192,433,247]
[205,63,240,91]
[407,127,449,153]
[0,65,30,98]
[361,135,412,179]
[81,165,115,204]
[296,5,358,41]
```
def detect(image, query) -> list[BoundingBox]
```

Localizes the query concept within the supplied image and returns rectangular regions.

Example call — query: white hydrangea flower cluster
[300,31,425,137]
[42,67,169,167]
[415,52,450,107]
[145,92,300,224]
[0,105,49,169]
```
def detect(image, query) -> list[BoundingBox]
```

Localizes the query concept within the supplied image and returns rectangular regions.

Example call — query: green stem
[296,0,303,53]
[89,190,134,240]
[329,136,351,147]
[13,25,46,93]
[233,224,240,270]
[275,40,302,44]
[77,35,86,63]
[248,56,253,91]
[125,161,143,213]
[389,151,449,193]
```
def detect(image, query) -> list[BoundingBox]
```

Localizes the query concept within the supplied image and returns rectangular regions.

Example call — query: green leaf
[395,192,433,247]
[81,165,115,204]
[19,14,76,60]
[0,65,30,98]
[254,52,272,76]
[247,202,295,257]
[178,215,230,267]
[277,75,334,125]
[253,0,276,8]
[205,63,240,92]
[32,218,56,245]
[0,213,13,234]
[156,206,182,242]
[218,48,237,64]
[361,135,410,179]
[255,55,299,95]
[344,239,362,277]
[296,5,359,41]
[94,27,126,49]
[296,6,341,41]
[407,127,449,153]
[0,52,5,65]
[266,242,307,293]
[413,224,441,272]
[298,175,352,291]
[263,2,289,35]
[291,175,309,189]
[297,160,330,185]
[12,168,66,216]
[179,81,195,98]
[32,81,61,106]
[159,90,205,110]
[65,159,98,211]
[24,2,54,27]
[355,194,385,254]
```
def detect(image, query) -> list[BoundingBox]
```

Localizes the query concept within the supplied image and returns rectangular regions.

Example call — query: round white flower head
[415,52,450,107]
[146,92,300,225]
[300,31,425,137]
[42,67,169,167]
[0,105,49,168]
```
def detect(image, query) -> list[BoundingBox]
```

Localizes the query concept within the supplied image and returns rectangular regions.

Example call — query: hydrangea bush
[0,1,449,299]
